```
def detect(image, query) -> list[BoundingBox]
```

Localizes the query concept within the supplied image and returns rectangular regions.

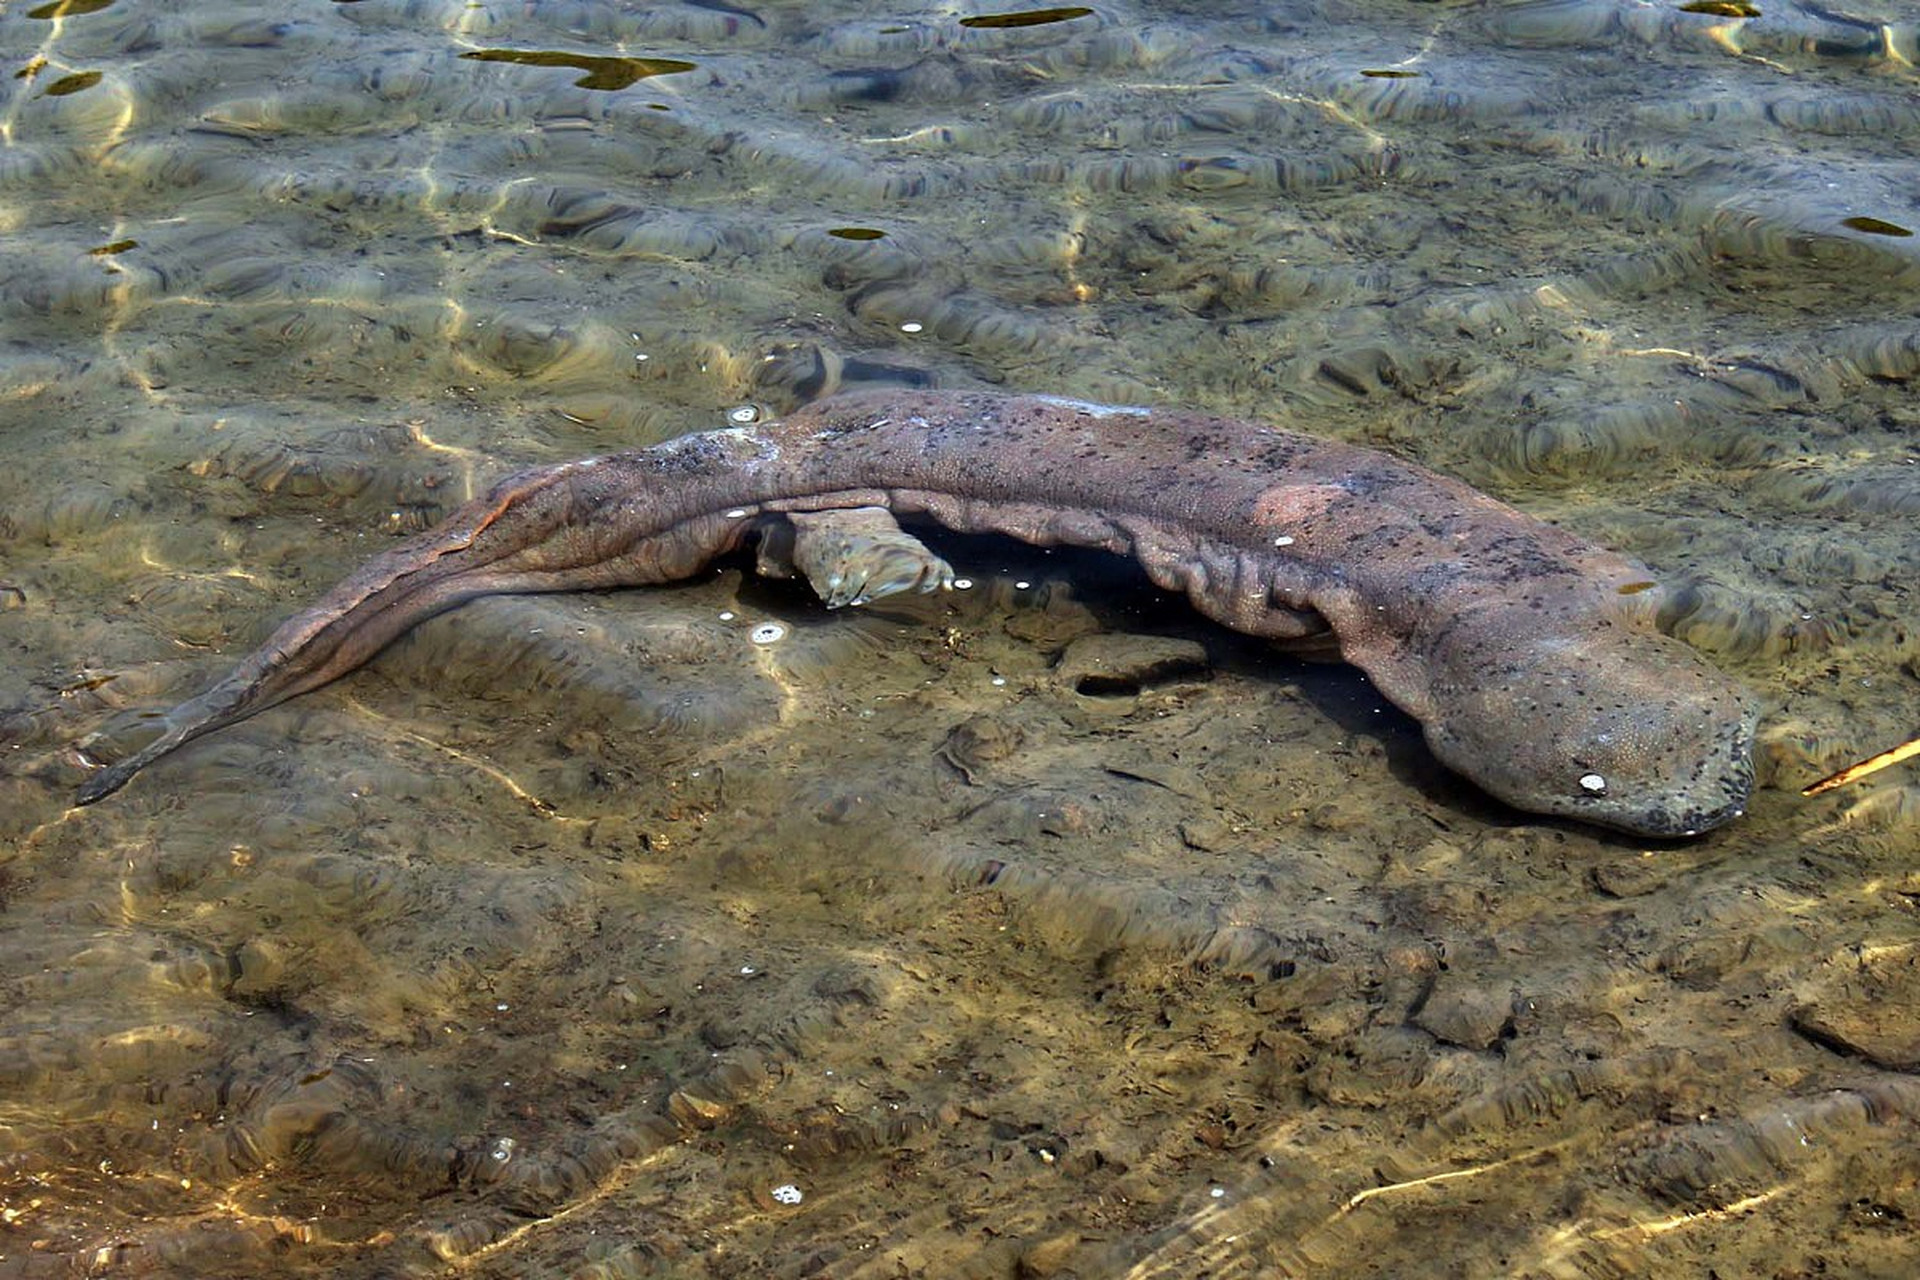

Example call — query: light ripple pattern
[1,0,1918,1277]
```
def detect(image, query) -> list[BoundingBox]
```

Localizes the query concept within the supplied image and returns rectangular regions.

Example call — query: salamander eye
[1578,773,1608,796]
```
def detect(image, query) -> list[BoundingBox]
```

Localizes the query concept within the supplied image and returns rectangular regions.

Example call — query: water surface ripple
[2,1,1918,1276]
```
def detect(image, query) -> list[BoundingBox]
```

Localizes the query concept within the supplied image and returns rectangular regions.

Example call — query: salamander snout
[1422,626,1759,837]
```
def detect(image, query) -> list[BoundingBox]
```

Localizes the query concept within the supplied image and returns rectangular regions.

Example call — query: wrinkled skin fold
[74,390,1758,836]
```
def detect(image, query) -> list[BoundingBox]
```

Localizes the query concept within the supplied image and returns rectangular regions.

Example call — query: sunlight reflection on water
[2,1,1919,1276]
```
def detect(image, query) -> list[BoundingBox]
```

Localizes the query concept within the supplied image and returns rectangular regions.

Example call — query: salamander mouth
[1590,713,1758,838]
[1422,702,1760,838]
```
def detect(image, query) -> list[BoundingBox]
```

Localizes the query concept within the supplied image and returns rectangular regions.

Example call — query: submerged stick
[1801,734,1920,797]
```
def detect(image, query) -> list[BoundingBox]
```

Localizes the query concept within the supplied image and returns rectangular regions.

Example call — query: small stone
[1055,633,1209,696]
[1591,853,1671,898]
[667,1089,730,1128]
[1789,945,1920,1070]
[1178,817,1234,852]
[1415,980,1515,1050]
[1017,1233,1081,1278]
[1306,801,1364,833]
[1002,585,1100,646]
[938,715,1025,783]
[229,939,287,998]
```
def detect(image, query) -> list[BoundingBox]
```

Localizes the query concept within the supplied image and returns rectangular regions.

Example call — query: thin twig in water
[1803,734,1920,796]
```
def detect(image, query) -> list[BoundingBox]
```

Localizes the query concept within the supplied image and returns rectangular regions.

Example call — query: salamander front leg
[755,507,954,608]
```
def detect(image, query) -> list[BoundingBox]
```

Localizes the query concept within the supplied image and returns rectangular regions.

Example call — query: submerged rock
[1790,945,1920,1071]
[1054,633,1210,696]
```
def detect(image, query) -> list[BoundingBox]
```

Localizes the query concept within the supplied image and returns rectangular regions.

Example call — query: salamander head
[1420,622,1758,837]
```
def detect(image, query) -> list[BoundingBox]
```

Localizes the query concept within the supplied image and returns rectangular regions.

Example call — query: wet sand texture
[1,0,1918,1276]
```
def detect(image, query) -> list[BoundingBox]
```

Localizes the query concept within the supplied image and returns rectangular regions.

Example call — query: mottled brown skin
[75,390,1758,835]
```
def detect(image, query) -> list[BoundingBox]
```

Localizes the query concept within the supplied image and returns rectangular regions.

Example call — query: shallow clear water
[3,1,1919,1276]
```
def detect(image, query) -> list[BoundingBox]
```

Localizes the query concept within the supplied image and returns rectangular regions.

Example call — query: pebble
[1054,633,1209,696]
[1789,944,1920,1070]
[1414,980,1515,1051]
